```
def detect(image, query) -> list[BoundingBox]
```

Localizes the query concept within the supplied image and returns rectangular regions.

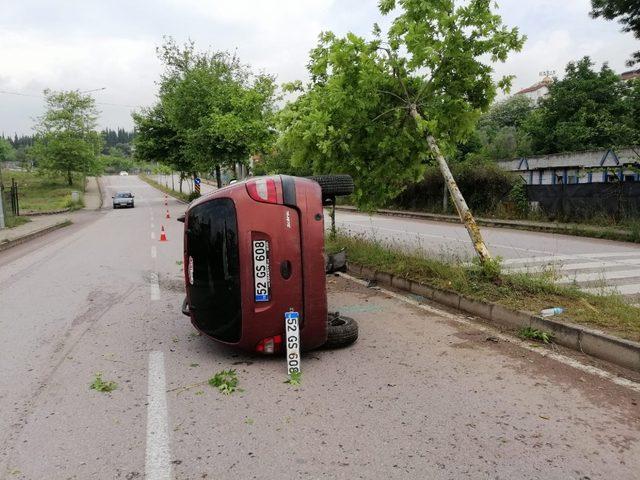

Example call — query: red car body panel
[183,175,327,352]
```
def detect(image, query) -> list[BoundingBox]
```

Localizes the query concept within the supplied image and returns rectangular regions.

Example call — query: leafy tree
[0,138,15,163]
[474,95,534,160]
[157,39,277,187]
[278,0,524,262]
[524,57,634,154]
[477,95,534,134]
[629,79,640,141]
[591,0,640,66]
[32,90,103,185]
[132,102,192,186]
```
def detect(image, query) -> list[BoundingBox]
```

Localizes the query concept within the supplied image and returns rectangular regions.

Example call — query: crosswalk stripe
[502,251,640,266]
[557,269,640,284]
[507,258,640,273]
[584,283,640,296]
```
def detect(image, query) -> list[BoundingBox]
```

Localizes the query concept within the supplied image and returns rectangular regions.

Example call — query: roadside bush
[392,161,517,215]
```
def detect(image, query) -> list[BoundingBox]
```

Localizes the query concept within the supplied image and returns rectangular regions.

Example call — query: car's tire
[131,202,135,208]
[308,175,354,197]
[324,313,358,349]
[113,204,117,209]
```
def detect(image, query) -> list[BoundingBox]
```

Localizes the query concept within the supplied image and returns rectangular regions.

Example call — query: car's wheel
[324,313,358,349]
[113,204,117,209]
[131,202,135,208]
[308,175,354,197]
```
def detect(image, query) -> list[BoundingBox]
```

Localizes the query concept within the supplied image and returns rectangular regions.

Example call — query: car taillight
[246,178,278,204]
[255,335,283,354]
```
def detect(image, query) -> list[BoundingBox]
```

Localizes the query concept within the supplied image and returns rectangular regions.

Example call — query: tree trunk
[409,105,492,264]
[215,165,222,188]
[67,170,73,186]
[179,173,183,193]
[442,182,448,213]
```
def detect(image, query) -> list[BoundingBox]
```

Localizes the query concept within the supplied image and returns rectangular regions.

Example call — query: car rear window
[187,198,241,343]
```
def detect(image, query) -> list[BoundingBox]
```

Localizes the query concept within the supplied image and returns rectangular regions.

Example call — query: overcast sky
[0,0,636,136]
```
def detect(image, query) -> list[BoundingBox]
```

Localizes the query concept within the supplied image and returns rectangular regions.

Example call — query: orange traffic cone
[159,226,167,242]
[166,210,170,219]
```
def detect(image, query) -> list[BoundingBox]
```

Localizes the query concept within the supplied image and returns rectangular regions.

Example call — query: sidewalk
[334,205,637,243]
[0,176,102,250]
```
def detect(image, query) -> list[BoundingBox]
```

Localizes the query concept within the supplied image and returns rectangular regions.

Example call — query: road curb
[22,208,72,216]
[348,262,640,372]
[334,205,634,242]
[0,220,73,253]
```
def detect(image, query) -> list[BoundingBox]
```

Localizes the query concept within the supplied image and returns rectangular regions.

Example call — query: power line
[0,89,144,108]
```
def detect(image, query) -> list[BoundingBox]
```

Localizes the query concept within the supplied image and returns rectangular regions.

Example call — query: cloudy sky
[0,0,636,136]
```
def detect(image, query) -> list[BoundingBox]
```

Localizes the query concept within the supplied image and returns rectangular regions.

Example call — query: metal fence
[0,177,20,228]
[527,182,640,221]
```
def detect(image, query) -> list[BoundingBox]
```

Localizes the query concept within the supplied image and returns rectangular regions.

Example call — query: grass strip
[3,216,31,228]
[326,233,640,342]
[139,174,191,203]
[2,169,85,213]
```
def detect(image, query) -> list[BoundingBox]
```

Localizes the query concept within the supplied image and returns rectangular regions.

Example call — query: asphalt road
[1,175,639,479]
[333,210,640,302]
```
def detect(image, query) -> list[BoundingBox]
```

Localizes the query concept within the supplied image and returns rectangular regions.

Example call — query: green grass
[208,369,240,395]
[284,371,303,386]
[3,215,30,228]
[519,327,554,344]
[139,174,191,202]
[89,373,117,393]
[327,233,640,342]
[2,169,85,213]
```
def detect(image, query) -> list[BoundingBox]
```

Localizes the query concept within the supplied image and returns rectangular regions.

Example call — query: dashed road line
[151,246,157,259]
[151,232,155,240]
[340,273,640,394]
[150,272,160,301]
[145,351,172,480]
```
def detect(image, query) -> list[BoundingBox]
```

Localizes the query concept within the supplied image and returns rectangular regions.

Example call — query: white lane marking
[340,273,640,394]
[151,232,156,240]
[150,273,160,300]
[151,223,155,230]
[508,258,640,274]
[502,251,640,266]
[558,269,640,284]
[584,283,640,295]
[151,246,157,259]
[145,351,172,480]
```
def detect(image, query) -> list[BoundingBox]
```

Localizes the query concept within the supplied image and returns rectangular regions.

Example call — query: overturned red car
[180,174,357,354]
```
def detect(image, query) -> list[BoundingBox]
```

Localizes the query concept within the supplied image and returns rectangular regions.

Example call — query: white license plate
[285,311,300,374]
[253,240,270,302]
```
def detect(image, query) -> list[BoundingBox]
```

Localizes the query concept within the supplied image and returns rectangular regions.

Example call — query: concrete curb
[22,208,72,216]
[0,220,72,253]
[334,205,633,241]
[349,262,640,372]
